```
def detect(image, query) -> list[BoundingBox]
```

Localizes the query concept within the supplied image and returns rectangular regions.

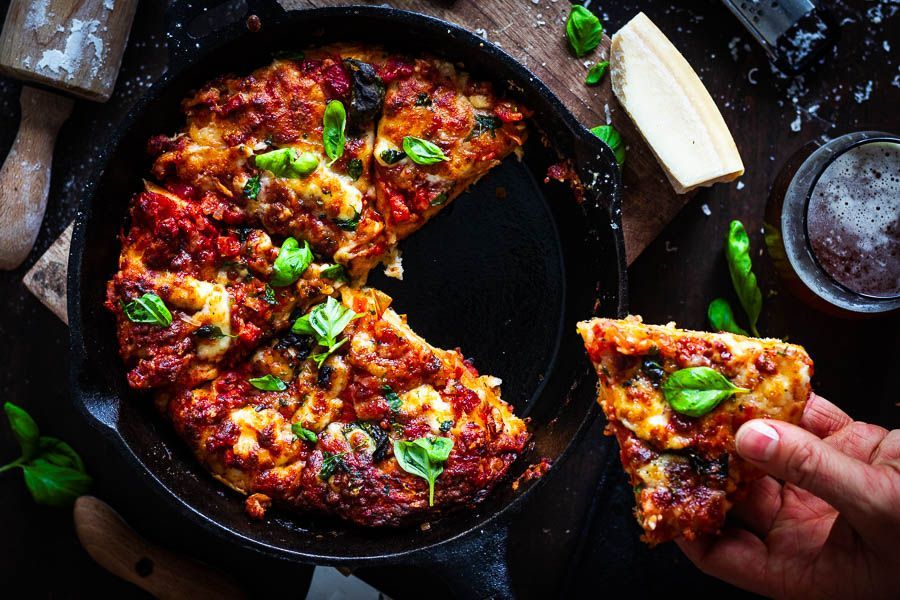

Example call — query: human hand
[677,393,900,599]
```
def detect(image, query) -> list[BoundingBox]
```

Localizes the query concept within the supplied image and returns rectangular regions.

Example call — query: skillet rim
[67,4,628,565]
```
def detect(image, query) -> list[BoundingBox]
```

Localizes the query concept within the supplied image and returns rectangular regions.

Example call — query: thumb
[735,419,880,520]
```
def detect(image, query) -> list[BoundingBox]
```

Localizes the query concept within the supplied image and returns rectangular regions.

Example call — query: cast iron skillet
[68,2,627,596]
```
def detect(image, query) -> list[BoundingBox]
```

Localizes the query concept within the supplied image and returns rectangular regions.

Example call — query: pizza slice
[163,287,530,526]
[105,183,344,389]
[372,55,528,241]
[577,316,812,545]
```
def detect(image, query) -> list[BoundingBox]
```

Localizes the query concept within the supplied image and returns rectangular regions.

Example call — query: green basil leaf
[291,424,318,443]
[122,293,172,326]
[566,5,603,57]
[254,148,318,178]
[430,192,448,207]
[382,385,402,412]
[590,125,625,166]
[662,367,749,417]
[291,314,316,336]
[402,136,449,165]
[472,114,501,138]
[393,437,453,506]
[380,149,406,165]
[34,436,85,472]
[347,158,363,180]
[439,420,453,433]
[4,402,39,460]
[319,451,347,480]
[323,100,347,164]
[270,237,313,287]
[321,264,348,281]
[726,220,763,337]
[585,61,609,86]
[22,463,92,507]
[263,284,277,305]
[292,298,359,366]
[333,210,360,232]
[707,298,749,335]
[248,375,287,391]
[243,175,261,199]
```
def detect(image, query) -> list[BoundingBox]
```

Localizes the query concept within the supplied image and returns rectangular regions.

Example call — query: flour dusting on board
[35,19,106,81]
[23,0,51,31]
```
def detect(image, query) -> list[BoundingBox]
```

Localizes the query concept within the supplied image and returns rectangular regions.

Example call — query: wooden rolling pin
[74,496,246,599]
[0,0,138,269]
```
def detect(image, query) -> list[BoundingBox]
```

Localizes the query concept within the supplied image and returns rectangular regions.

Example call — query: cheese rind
[610,13,744,194]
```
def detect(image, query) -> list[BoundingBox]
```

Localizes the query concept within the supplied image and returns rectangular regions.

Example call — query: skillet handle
[423,523,515,600]
[163,0,286,64]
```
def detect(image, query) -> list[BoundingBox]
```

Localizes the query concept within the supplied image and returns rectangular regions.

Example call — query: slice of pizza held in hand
[577,316,813,545]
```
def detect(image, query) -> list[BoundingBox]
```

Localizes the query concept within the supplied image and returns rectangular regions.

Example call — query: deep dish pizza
[577,316,812,545]
[106,44,531,525]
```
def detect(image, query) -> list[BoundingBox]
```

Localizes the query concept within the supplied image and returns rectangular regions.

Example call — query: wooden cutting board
[24,0,701,324]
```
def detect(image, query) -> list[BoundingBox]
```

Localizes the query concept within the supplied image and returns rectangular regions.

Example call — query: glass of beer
[765,131,900,316]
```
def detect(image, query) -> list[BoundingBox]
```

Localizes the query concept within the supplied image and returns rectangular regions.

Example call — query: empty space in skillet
[70,7,625,562]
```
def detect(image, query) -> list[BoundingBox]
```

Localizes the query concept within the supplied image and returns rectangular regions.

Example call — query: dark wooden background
[0,0,896,597]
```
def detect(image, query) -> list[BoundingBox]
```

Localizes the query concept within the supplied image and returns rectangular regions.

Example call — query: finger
[823,421,889,462]
[735,420,883,529]
[676,529,770,596]
[800,393,852,438]
[730,475,782,537]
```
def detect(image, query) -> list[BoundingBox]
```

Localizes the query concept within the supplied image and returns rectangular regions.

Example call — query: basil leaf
[402,136,449,165]
[4,402,39,460]
[270,237,313,287]
[439,420,453,433]
[243,175,261,199]
[122,293,172,326]
[308,297,359,347]
[726,220,763,337]
[585,61,609,86]
[194,325,236,339]
[22,463,92,507]
[323,100,347,164]
[380,149,406,164]
[566,5,603,57]
[291,424,318,443]
[707,298,749,335]
[248,375,287,391]
[347,158,363,180]
[590,125,625,166]
[263,284,277,305]
[472,114,501,138]
[392,437,453,506]
[382,385,402,412]
[333,210,360,232]
[254,148,318,178]
[662,367,749,417]
[430,192,448,207]
[34,436,85,472]
[319,451,347,480]
[321,263,348,281]
[291,314,316,336]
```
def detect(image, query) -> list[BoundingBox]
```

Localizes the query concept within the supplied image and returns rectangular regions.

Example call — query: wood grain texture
[0,0,139,101]
[74,496,247,600]
[0,86,72,269]
[23,220,71,322]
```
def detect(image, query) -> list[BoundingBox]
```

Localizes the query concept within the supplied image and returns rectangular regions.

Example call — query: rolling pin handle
[0,86,73,270]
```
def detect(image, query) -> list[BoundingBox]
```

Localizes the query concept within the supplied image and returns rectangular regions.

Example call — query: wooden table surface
[0,0,897,597]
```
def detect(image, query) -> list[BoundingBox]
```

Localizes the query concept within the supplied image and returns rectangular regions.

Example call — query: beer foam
[807,141,900,297]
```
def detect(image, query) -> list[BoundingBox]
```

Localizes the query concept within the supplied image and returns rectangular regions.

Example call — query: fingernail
[736,421,780,461]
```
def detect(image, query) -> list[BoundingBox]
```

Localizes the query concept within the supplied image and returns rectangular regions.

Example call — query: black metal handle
[424,523,515,599]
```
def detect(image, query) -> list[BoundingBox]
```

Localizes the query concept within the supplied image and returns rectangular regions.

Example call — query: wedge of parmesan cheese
[610,13,744,193]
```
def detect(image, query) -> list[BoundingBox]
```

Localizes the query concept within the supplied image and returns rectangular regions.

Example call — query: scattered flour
[35,19,105,81]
